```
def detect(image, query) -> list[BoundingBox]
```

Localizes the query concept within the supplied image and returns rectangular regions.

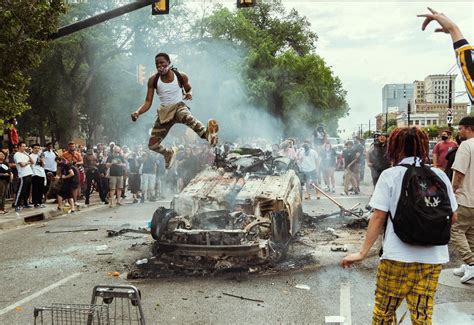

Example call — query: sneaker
[206,119,219,147]
[331,188,336,193]
[15,206,22,213]
[460,265,474,283]
[453,264,467,277]
[164,147,178,169]
[324,186,330,192]
[85,200,90,205]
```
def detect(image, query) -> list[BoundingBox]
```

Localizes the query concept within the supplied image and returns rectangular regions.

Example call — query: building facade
[382,83,414,113]
[424,74,456,104]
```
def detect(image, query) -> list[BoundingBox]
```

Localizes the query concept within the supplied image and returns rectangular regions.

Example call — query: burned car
[150,148,303,269]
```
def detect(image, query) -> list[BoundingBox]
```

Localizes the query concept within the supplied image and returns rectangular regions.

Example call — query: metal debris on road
[107,226,149,237]
[330,245,348,252]
[222,292,264,303]
[45,228,98,233]
[96,245,108,251]
[294,284,310,290]
[135,258,148,265]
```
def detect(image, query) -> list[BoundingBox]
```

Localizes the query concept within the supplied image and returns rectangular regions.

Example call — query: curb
[0,202,105,230]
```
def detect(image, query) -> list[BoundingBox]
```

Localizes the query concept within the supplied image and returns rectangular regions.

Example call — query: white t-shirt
[14,152,33,178]
[29,153,46,178]
[369,157,458,264]
[298,148,318,172]
[43,150,57,172]
[452,138,474,208]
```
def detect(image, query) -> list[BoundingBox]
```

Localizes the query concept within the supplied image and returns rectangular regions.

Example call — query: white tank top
[156,73,183,106]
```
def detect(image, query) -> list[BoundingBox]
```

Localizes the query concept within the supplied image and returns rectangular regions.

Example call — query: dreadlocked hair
[387,127,430,164]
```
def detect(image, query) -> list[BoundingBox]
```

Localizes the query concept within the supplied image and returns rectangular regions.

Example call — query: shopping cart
[33,285,146,324]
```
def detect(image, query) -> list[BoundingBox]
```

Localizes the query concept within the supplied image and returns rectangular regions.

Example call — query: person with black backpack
[341,127,458,324]
[131,52,219,170]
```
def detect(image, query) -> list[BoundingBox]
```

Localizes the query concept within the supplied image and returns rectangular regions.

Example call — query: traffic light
[237,0,256,8]
[137,64,145,85]
[152,0,169,15]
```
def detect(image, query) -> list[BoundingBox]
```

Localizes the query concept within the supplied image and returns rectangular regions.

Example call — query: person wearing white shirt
[297,142,318,200]
[30,144,46,208]
[341,127,458,324]
[13,141,34,212]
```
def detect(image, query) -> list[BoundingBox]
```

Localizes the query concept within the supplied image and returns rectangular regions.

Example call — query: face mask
[441,135,448,141]
[158,65,169,75]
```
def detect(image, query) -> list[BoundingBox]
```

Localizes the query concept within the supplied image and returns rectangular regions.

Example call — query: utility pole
[407,102,411,127]
[447,75,453,131]
[50,0,152,40]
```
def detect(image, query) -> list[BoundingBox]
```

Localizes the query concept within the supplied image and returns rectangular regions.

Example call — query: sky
[278,1,474,137]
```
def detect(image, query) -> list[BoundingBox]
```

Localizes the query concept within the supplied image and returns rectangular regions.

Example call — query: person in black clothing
[127,150,142,203]
[106,146,126,207]
[0,152,12,213]
[444,135,464,181]
[57,158,77,213]
[367,132,391,186]
[84,149,107,205]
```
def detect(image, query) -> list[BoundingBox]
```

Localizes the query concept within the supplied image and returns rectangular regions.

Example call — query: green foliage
[0,0,66,123]
[202,1,348,135]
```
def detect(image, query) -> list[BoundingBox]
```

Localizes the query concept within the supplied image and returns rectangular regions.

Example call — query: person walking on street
[433,130,458,171]
[367,132,391,186]
[131,52,219,169]
[320,139,337,193]
[296,141,319,200]
[418,7,474,283]
[342,127,458,324]
[106,146,126,207]
[342,141,359,195]
[450,117,474,283]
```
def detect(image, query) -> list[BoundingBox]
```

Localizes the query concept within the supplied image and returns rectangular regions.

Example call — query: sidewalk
[0,194,105,231]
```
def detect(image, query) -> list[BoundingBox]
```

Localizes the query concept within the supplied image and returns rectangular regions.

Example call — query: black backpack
[153,67,185,95]
[389,164,453,246]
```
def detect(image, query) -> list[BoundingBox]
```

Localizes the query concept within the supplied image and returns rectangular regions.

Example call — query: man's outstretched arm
[341,209,387,268]
[418,7,474,103]
[131,76,155,121]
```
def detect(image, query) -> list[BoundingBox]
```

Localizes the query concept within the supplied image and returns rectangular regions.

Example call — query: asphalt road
[0,169,473,324]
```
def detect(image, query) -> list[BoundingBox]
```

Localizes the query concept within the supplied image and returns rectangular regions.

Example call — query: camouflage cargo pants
[148,103,206,155]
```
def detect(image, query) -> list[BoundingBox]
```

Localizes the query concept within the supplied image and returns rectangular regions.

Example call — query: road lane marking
[340,282,352,325]
[0,272,81,316]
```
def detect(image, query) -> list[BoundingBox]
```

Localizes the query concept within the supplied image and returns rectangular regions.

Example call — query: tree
[201,1,348,136]
[0,0,66,124]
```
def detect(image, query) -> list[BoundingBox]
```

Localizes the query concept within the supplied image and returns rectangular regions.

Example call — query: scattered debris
[222,292,264,303]
[45,228,98,234]
[294,284,310,291]
[108,271,120,277]
[330,245,348,252]
[96,252,113,256]
[136,258,148,265]
[346,215,369,229]
[96,245,108,251]
[107,225,149,237]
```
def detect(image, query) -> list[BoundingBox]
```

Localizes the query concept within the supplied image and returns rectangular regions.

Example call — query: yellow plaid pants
[372,259,442,325]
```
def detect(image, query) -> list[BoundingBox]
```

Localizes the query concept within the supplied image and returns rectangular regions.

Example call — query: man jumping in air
[131,53,218,169]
